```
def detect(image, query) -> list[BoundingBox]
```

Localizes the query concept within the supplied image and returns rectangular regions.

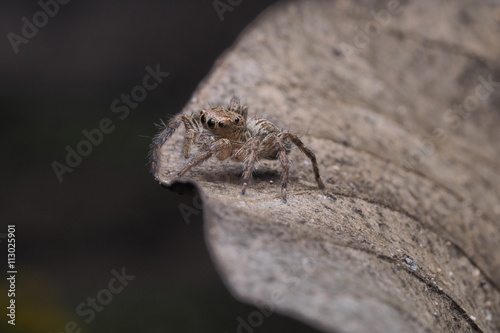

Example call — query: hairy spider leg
[232,137,261,195]
[280,132,325,189]
[181,114,201,158]
[228,97,248,119]
[256,134,291,202]
[150,113,184,175]
[228,96,240,112]
[171,138,232,182]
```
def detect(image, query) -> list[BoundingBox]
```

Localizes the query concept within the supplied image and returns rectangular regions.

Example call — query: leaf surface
[153,1,500,332]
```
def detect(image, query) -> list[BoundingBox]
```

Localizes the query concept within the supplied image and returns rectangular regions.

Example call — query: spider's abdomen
[247,118,292,160]
[247,118,281,139]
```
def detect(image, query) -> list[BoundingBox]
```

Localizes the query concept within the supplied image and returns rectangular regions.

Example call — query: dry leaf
[152,1,500,332]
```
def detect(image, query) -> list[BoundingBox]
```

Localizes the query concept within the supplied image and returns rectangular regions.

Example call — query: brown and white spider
[150,97,325,202]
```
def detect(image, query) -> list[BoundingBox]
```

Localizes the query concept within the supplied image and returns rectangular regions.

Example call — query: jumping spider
[151,97,325,202]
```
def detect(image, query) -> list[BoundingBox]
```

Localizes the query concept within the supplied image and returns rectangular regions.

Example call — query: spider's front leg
[232,137,261,195]
[180,114,202,158]
[150,113,185,175]
[172,138,232,182]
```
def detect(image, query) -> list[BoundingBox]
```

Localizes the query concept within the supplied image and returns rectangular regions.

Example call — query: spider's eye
[234,117,240,123]
[218,121,224,128]
[200,114,206,124]
[207,118,215,129]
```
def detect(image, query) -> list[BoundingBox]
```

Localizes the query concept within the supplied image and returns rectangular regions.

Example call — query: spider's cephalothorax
[151,97,325,202]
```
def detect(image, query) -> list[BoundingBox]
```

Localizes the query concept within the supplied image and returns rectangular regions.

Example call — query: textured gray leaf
[152,1,500,332]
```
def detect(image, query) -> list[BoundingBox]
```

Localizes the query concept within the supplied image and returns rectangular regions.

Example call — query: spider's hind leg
[280,132,325,190]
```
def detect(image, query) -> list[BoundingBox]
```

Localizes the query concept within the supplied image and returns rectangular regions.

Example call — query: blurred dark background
[0,0,322,332]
